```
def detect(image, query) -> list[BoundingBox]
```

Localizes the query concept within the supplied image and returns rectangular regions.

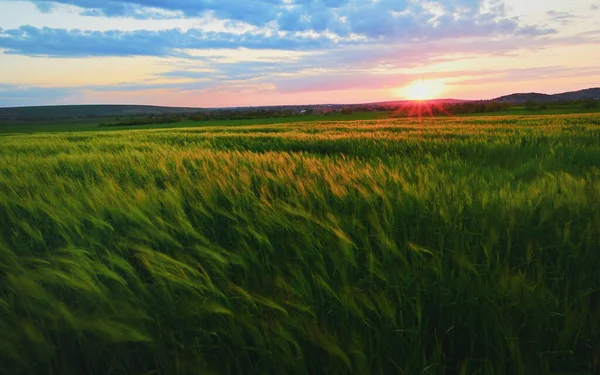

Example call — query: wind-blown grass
[1,114,600,374]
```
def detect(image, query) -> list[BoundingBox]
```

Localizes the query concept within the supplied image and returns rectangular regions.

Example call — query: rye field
[1,114,600,374]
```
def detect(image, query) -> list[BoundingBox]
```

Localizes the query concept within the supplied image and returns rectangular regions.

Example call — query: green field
[0,112,394,134]
[2,103,599,135]
[1,114,600,374]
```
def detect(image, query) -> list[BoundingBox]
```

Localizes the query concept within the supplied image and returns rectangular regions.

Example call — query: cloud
[28,0,289,22]
[546,10,576,25]
[459,65,600,83]
[34,2,56,12]
[3,28,588,106]
[160,70,214,80]
[0,6,555,59]
[21,0,552,40]
[163,62,286,81]
[3,61,600,108]
[84,80,215,92]
[0,26,341,57]
[274,72,406,94]
[0,1,587,108]
[0,84,79,106]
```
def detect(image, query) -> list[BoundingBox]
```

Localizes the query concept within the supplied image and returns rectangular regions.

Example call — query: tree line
[96,99,599,127]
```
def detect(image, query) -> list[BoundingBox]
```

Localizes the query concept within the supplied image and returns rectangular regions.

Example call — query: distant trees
[98,115,180,127]
[447,101,510,114]
[524,101,537,111]
[524,101,550,111]
[387,101,514,117]
[434,101,511,115]
[94,98,599,127]
[582,99,598,110]
[98,107,320,127]
[188,108,299,121]
[522,99,598,111]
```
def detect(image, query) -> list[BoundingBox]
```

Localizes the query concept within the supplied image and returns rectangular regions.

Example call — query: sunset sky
[1,0,599,107]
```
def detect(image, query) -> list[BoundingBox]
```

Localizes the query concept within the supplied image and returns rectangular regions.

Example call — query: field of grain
[1,114,600,374]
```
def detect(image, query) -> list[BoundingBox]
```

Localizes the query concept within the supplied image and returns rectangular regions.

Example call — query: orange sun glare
[395,79,446,101]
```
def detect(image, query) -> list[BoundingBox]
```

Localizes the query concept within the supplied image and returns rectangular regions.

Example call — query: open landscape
[2,0,600,374]
[2,113,600,374]
[1,90,599,134]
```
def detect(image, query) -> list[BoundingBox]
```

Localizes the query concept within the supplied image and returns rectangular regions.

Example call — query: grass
[1,114,600,374]
[3,106,600,134]
[0,111,394,134]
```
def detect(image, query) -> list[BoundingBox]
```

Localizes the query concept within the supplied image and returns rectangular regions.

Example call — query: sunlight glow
[395,79,446,100]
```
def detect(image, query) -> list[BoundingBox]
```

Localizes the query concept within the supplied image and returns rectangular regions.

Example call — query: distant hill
[1,88,598,121]
[554,88,600,101]
[0,105,203,121]
[494,88,600,103]
[0,100,470,121]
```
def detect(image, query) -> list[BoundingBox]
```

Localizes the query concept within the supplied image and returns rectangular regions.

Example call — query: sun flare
[395,79,446,101]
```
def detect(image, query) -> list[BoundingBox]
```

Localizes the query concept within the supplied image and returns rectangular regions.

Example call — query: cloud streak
[547,10,576,25]
[0,16,554,59]
[0,26,345,57]
[19,0,553,38]
[0,83,80,106]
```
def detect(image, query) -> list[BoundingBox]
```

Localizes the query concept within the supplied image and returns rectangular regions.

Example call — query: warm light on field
[395,79,446,100]
[2,114,600,374]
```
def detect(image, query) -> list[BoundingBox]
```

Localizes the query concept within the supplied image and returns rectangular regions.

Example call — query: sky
[0,0,599,107]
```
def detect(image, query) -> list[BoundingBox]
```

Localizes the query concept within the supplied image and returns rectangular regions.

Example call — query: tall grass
[1,114,600,374]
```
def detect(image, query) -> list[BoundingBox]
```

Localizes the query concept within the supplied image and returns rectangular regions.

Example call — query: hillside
[494,88,600,103]
[1,88,598,121]
[555,88,600,100]
[0,105,203,121]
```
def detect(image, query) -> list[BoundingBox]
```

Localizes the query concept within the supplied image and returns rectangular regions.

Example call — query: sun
[395,79,446,101]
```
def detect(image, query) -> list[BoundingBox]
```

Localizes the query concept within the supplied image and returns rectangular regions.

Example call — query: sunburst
[395,79,446,101]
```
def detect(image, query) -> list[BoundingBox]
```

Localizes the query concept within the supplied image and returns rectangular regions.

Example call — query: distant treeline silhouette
[188,108,310,121]
[98,116,181,127]
[93,99,599,127]
[522,99,598,111]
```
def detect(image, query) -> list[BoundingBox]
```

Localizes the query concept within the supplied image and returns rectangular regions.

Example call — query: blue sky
[0,0,599,107]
